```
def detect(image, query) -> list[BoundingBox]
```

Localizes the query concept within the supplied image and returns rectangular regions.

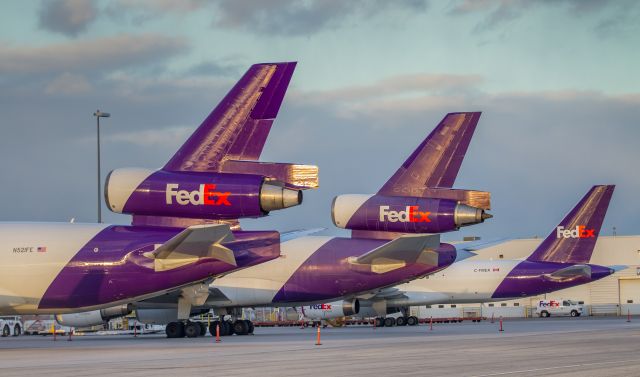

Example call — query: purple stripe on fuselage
[39,226,279,310]
[272,238,456,303]
[491,261,613,299]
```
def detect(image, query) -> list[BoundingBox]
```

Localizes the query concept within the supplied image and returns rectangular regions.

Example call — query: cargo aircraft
[1,63,318,340]
[58,112,493,337]
[300,185,621,326]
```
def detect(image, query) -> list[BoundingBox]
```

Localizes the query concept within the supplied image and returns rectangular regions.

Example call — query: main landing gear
[165,320,255,338]
[166,321,209,338]
[374,316,419,327]
[208,319,254,336]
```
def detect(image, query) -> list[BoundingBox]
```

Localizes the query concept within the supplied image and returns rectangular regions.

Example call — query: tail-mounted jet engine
[332,194,491,234]
[105,168,303,220]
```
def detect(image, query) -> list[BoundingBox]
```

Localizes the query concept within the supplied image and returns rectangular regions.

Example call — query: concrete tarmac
[1,317,639,376]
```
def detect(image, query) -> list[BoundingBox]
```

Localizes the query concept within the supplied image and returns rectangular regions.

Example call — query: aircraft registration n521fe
[58,111,493,338]
[0,62,318,322]
[300,185,621,327]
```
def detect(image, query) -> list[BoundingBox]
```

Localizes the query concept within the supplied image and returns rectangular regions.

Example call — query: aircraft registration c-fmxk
[0,62,318,320]
[299,185,621,326]
[58,111,494,338]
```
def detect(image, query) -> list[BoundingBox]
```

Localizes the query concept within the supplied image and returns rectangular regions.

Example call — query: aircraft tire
[184,322,200,338]
[166,322,185,338]
[220,321,233,336]
[220,321,232,336]
[233,320,249,335]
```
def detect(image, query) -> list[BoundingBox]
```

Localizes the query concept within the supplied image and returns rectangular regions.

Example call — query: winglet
[378,112,481,196]
[527,185,615,264]
[163,62,297,172]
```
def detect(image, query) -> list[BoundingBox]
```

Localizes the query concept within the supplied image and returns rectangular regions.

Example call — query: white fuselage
[210,236,332,306]
[385,259,521,306]
[0,222,109,314]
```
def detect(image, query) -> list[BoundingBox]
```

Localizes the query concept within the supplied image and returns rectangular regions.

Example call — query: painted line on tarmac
[469,359,639,377]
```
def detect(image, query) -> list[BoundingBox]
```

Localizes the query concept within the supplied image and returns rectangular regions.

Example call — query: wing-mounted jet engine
[332,112,491,238]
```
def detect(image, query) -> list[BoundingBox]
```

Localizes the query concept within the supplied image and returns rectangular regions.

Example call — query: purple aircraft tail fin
[527,185,615,264]
[163,62,297,172]
[378,112,481,197]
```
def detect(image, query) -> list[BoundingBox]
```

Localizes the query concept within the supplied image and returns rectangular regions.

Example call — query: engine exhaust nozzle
[260,182,303,212]
[454,204,492,227]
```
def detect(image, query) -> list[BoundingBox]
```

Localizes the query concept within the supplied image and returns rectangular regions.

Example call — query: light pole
[93,110,110,223]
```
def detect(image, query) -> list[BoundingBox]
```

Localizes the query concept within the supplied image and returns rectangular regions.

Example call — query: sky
[0,0,639,241]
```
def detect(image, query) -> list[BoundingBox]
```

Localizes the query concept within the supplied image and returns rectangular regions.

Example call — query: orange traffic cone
[315,325,322,346]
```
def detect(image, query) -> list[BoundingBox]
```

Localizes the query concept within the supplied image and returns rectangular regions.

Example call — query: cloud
[38,0,98,37]
[298,73,482,102]
[45,72,92,95]
[107,0,428,35]
[292,73,482,122]
[210,0,429,35]
[110,0,206,14]
[0,54,638,240]
[104,126,192,148]
[449,0,640,35]
[265,81,640,239]
[186,61,240,77]
[0,33,188,75]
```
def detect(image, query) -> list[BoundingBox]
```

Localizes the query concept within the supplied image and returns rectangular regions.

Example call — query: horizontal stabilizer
[608,265,627,272]
[220,160,319,189]
[144,224,236,271]
[544,264,591,282]
[349,234,440,274]
[281,228,326,242]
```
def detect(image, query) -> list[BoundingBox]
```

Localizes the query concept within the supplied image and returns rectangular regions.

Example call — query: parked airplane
[300,185,619,326]
[1,63,316,338]
[58,112,493,338]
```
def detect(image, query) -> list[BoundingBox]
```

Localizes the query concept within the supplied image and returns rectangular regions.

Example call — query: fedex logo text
[310,304,332,310]
[556,225,595,239]
[165,184,231,206]
[379,206,431,223]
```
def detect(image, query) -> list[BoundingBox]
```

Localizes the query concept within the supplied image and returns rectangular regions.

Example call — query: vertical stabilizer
[527,185,615,264]
[378,112,481,196]
[163,62,297,172]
